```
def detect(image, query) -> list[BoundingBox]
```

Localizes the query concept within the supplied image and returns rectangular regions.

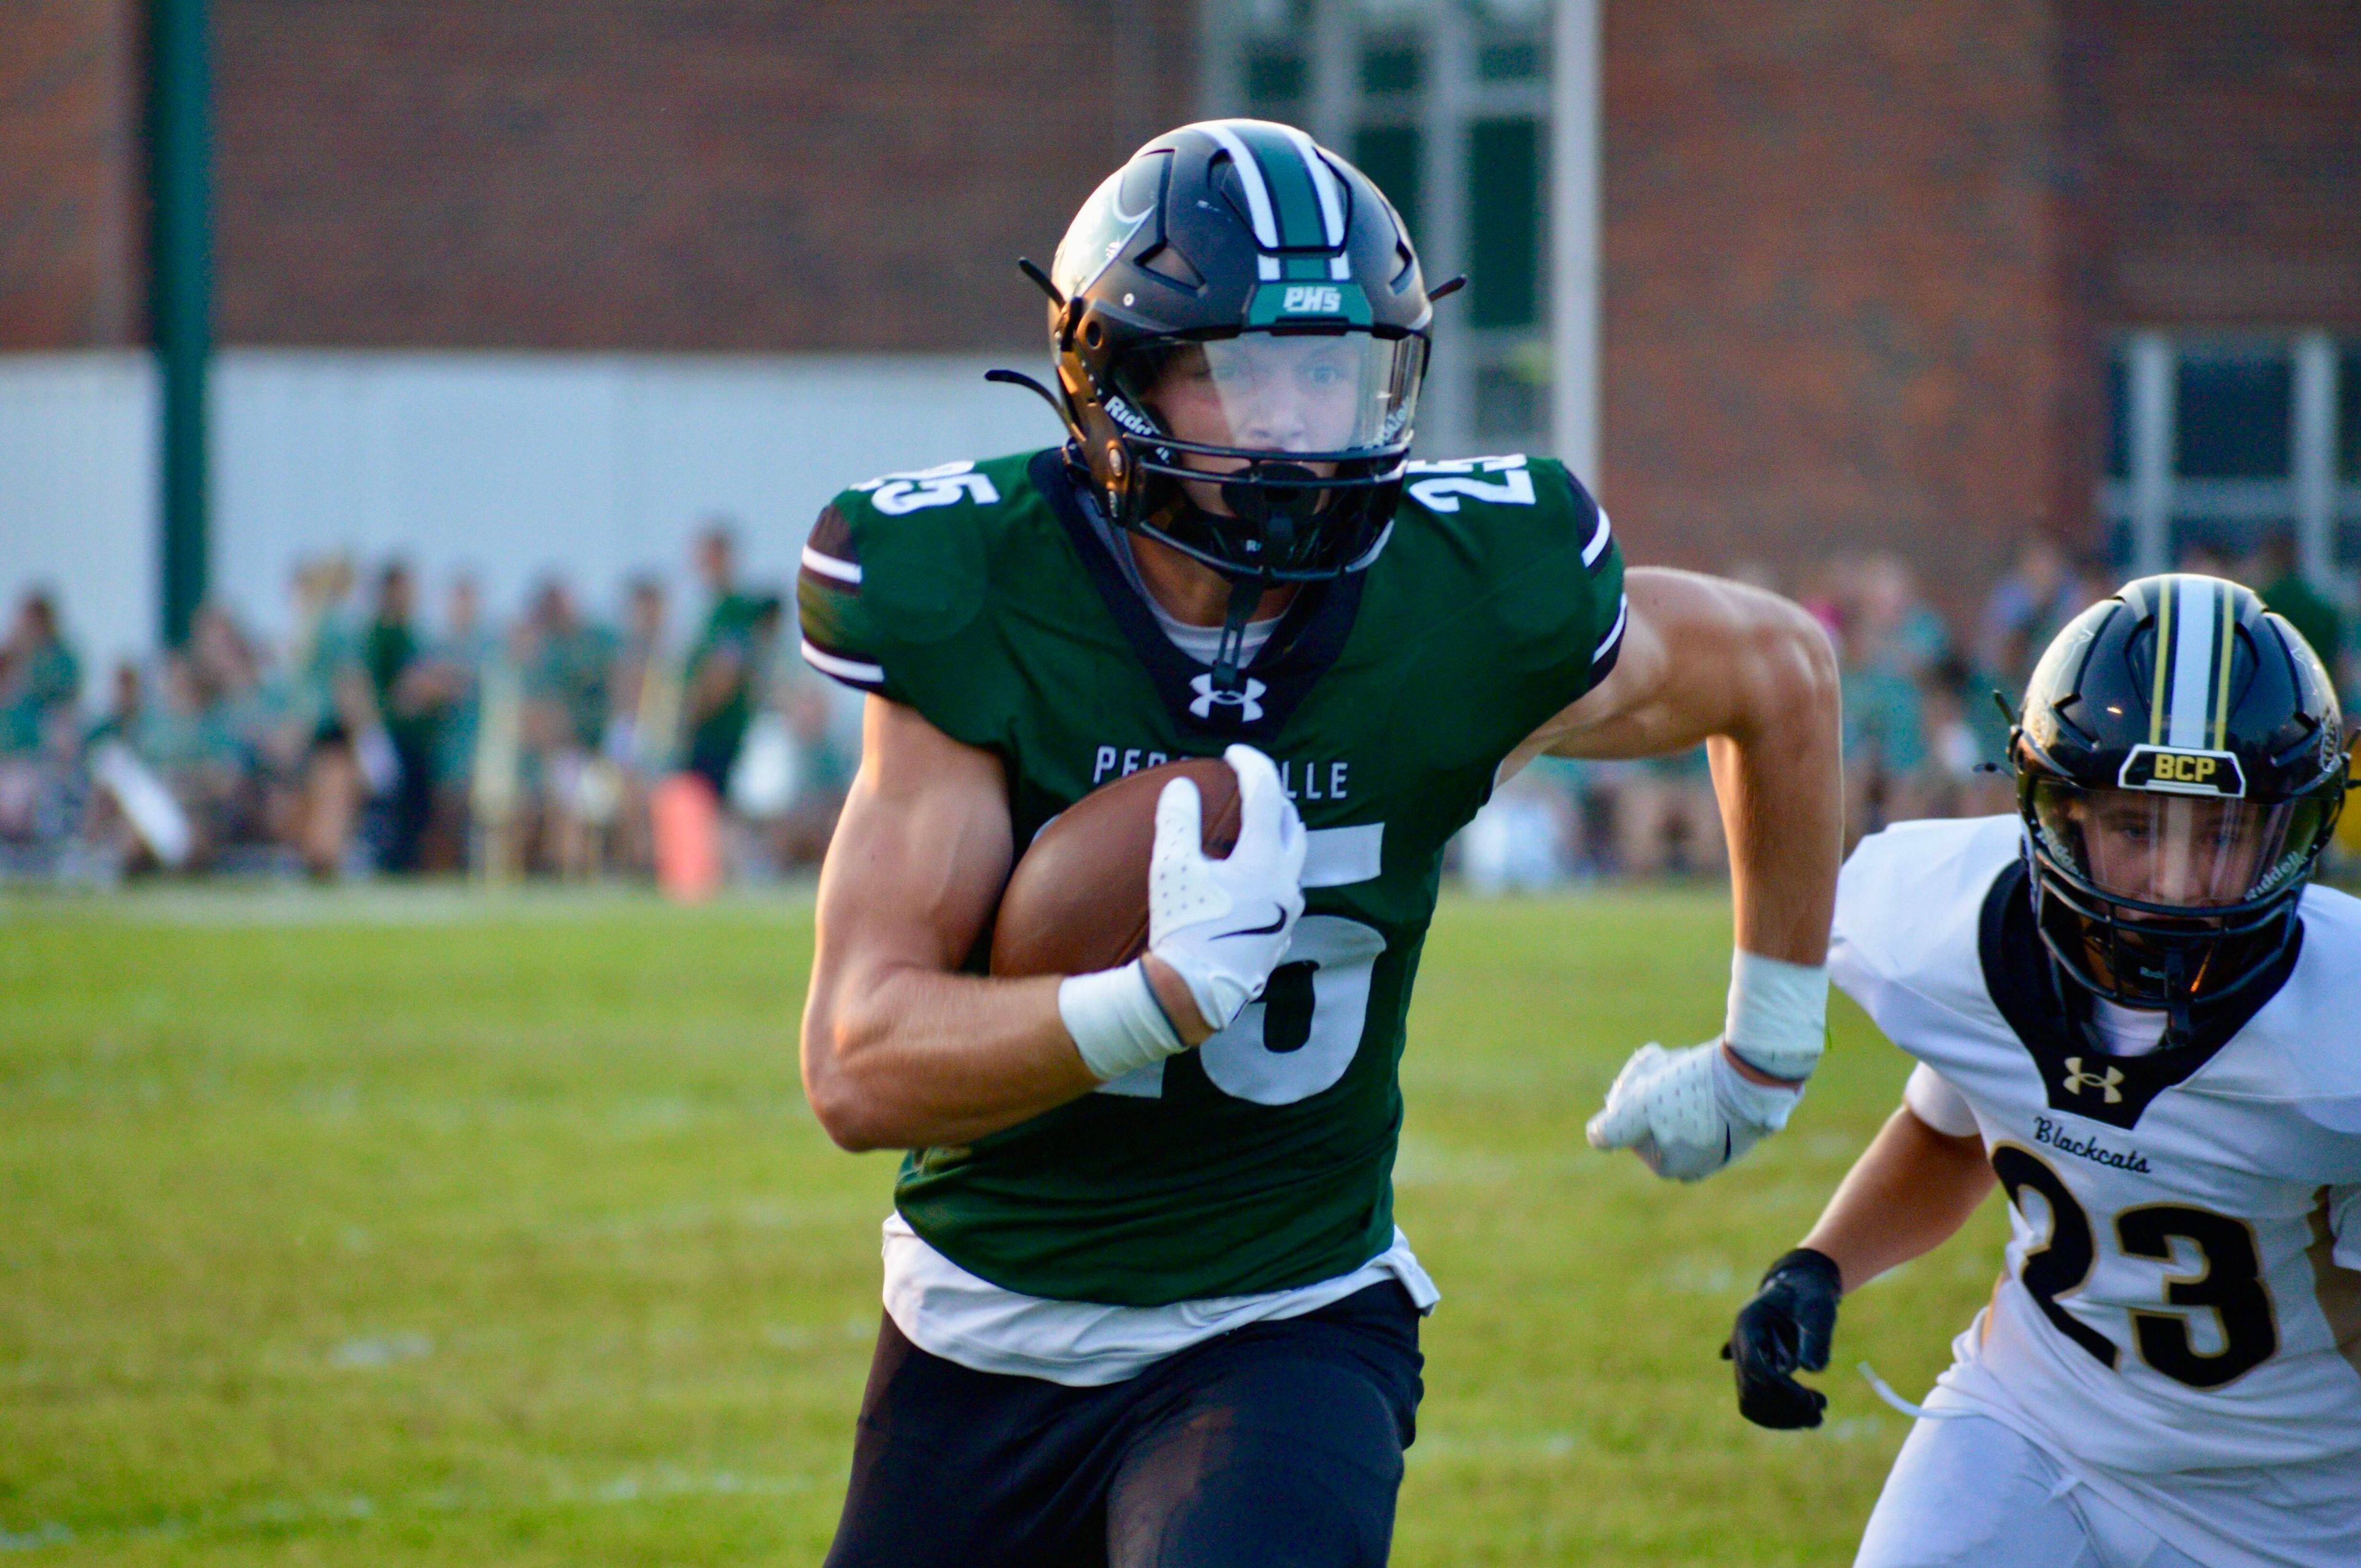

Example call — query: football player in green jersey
[797,120,1844,1566]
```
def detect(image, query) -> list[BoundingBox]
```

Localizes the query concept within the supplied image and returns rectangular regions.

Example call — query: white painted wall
[0,354,159,675]
[0,349,1065,675]
[213,350,1064,641]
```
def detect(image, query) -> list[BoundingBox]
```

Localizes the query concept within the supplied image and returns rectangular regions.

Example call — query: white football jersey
[1832,815,2361,1492]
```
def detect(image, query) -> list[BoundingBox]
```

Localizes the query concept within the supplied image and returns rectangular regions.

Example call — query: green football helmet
[1040,121,1435,629]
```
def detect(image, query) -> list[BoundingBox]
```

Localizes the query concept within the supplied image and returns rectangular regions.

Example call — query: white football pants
[1854,1414,2208,1568]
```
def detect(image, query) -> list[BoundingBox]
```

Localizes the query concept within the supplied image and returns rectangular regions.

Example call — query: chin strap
[2161,947,2199,1045]
[2048,959,2106,1057]
[1211,576,1264,698]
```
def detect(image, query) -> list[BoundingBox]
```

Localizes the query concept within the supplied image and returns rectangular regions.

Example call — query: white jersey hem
[879,1213,1439,1388]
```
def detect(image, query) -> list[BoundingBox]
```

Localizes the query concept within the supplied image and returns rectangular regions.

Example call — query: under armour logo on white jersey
[1188,673,1267,724]
[2060,1057,2126,1104]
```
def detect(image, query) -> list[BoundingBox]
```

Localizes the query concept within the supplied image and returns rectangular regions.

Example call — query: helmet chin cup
[1120,437,1403,582]
[1220,461,1318,525]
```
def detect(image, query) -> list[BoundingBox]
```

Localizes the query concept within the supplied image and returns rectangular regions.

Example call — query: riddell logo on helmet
[2119,745,2247,798]
[1281,285,1344,315]
[1104,397,1159,437]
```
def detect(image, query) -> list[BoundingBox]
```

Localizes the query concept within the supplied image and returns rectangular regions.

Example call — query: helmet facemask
[2020,768,2342,1032]
[1099,328,1423,584]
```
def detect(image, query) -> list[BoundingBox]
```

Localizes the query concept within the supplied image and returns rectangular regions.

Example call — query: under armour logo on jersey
[2060,1057,2126,1104]
[1188,673,1267,724]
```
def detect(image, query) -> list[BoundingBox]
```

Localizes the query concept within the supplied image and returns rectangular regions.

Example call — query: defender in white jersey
[1725,575,2361,1568]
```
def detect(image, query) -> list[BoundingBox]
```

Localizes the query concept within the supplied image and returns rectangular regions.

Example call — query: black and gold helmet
[2013,573,2350,1032]
[1042,120,1433,589]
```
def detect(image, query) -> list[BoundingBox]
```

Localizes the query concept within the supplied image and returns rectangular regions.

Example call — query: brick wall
[11,0,2357,606]
[1600,0,2082,613]
[0,0,144,347]
[212,0,1196,350]
[2077,0,2361,330]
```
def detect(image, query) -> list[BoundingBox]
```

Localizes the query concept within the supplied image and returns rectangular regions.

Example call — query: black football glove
[1721,1247,1842,1429]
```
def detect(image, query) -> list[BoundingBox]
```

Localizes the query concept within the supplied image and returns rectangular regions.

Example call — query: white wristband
[1058,960,1187,1083]
[1723,949,1829,1082]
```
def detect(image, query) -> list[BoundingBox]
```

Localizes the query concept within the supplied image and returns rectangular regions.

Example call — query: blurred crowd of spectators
[3,532,2351,892]
[1461,537,2355,892]
[0,525,856,886]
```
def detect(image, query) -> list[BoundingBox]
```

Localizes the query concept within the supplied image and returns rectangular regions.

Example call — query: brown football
[990,758,1242,978]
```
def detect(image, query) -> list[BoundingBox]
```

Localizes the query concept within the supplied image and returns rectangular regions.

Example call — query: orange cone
[651,772,723,903]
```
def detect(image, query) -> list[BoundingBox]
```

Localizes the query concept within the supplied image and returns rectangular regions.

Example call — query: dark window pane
[1467,117,1541,330]
[1352,125,1422,248]
[2103,349,2128,480]
[1478,38,1546,81]
[2172,517,2288,570]
[2174,352,2292,480]
[1246,49,1306,117]
[1476,362,1545,442]
[2339,346,2361,481]
[1361,42,1422,96]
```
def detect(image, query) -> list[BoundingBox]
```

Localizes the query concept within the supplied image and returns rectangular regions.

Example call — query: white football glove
[1148,744,1308,1033]
[1585,1040,1804,1182]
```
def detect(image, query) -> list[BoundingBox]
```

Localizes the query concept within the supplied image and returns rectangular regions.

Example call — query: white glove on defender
[1149,744,1308,1032]
[1584,1040,1804,1182]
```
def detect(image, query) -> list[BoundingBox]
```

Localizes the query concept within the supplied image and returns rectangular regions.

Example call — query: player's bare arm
[1798,1104,1994,1288]
[801,696,1085,1152]
[1524,567,1845,1180]
[1525,566,1841,962]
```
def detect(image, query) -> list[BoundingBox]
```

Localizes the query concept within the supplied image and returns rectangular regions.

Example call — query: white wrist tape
[1723,949,1829,1082]
[1058,960,1186,1083]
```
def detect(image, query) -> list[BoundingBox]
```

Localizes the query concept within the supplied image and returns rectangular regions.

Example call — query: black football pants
[821,1281,1423,1568]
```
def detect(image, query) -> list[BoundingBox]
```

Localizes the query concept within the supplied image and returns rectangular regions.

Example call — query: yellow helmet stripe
[2213,579,2237,751]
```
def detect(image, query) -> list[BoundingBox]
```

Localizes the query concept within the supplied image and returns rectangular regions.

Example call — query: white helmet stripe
[1275,124,1355,280]
[2165,576,2220,750]
[1278,125,1345,247]
[1194,122,1279,249]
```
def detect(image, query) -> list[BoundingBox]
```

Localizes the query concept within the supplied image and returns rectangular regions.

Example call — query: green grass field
[0,885,2009,1564]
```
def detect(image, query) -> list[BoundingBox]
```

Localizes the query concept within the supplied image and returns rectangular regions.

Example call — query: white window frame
[1199,0,1601,477]
[2103,330,2357,588]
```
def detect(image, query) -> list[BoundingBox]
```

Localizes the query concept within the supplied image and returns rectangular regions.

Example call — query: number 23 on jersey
[1995,1143,2279,1390]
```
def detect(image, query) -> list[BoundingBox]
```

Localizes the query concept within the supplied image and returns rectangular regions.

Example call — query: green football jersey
[797,448,1626,1305]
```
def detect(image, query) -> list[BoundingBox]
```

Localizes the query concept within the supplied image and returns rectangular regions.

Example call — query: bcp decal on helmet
[2118,744,2248,798]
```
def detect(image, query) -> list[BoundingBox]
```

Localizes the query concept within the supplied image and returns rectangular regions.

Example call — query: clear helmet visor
[1110,331,1423,460]
[2030,781,2329,910]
